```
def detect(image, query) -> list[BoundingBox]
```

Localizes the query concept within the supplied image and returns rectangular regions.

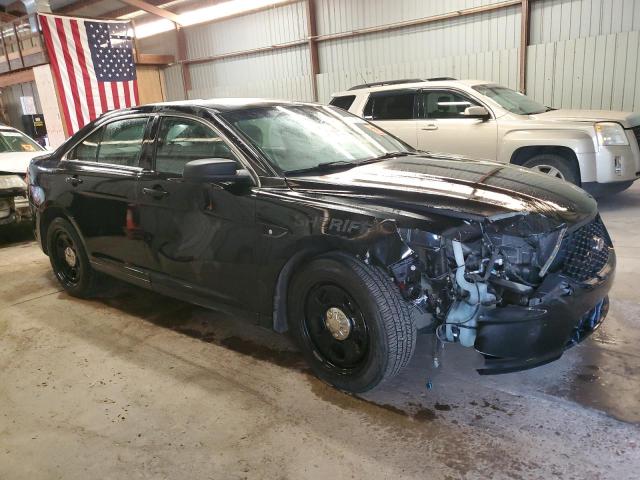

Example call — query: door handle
[65,175,83,186]
[142,186,169,199]
[421,123,438,131]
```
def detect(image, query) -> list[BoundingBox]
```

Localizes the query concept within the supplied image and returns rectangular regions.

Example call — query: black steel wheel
[302,283,370,374]
[288,253,416,393]
[46,217,99,297]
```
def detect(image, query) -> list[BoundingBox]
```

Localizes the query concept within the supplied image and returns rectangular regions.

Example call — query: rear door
[363,89,418,146]
[416,89,498,160]
[62,115,151,271]
[136,114,259,306]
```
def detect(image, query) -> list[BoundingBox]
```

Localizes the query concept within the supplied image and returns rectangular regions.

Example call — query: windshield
[0,129,43,153]
[472,84,549,115]
[221,105,412,173]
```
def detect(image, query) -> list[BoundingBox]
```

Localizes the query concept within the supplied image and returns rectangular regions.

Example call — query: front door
[62,115,150,268]
[136,115,259,307]
[416,89,498,160]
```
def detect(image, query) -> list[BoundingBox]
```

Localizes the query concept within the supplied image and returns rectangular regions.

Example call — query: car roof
[147,98,318,112]
[96,98,322,123]
[332,79,491,97]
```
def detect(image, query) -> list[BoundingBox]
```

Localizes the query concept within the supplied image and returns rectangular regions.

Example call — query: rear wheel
[523,153,580,185]
[288,253,416,393]
[46,217,99,298]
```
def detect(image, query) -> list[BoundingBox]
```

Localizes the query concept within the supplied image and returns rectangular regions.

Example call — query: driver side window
[155,117,238,175]
[422,90,480,119]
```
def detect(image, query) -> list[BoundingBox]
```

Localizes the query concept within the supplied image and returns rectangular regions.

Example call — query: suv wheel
[288,253,416,393]
[523,153,580,185]
[46,217,99,298]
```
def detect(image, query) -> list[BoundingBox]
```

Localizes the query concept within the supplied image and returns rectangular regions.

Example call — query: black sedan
[27,99,614,392]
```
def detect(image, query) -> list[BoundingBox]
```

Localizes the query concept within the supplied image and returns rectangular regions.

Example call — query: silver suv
[331,78,640,196]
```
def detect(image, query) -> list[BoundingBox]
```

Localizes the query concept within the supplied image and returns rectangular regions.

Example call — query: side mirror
[462,106,490,119]
[183,158,249,184]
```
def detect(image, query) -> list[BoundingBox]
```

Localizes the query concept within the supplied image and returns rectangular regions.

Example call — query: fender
[500,128,597,182]
[500,128,596,161]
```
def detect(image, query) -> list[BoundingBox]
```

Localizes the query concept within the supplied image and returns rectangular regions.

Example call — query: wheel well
[510,146,581,181]
[272,247,329,333]
[39,207,67,255]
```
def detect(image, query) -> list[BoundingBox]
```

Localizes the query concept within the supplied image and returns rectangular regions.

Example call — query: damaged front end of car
[370,212,615,374]
[0,173,31,226]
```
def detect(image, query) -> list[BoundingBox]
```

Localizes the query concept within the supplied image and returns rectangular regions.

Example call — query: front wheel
[287,253,416,393]
[523,153,580,185]
[46,217,99,298]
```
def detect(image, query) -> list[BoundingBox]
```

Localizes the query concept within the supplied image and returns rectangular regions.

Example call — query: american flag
[39,14,140,136]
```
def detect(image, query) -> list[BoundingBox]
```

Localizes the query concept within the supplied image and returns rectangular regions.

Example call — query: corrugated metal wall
[181,1,313,101]
[315,0,521,100]
[158,0,640,111]
[527,0,640,110]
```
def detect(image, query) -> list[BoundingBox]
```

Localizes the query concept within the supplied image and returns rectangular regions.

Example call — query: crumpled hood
[532,109,640,128]
[0,151,45,175]
[285,155,597,227]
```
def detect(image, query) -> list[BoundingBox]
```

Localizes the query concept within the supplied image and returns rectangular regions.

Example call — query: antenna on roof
[358,71,371,88]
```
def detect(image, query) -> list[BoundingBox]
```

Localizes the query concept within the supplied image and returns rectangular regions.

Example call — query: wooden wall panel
[136,65,165,105]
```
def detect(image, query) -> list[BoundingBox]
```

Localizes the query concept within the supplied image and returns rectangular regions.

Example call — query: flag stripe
[116,82,124,108]
[104,80,114,110]
[123,80,131,108]
[40,17,74,136]
[71,19,96,121]
[111,82,120,109]
[132,79,139,105]
[62,19,89,126]
[97,81,108,114]
[55,17,84,130]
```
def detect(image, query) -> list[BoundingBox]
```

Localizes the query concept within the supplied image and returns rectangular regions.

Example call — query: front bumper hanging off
[473,249,615,375]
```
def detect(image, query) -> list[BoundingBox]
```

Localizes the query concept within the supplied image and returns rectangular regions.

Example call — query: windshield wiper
[285,152,414,175]
[355,151,414,165]
[285,160,356,175]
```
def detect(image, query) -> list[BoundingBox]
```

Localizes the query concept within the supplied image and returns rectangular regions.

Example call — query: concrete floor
[1,186,640,480]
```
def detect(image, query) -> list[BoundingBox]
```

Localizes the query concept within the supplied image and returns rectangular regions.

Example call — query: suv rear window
[363,91,416,120]
[329,95,356,111]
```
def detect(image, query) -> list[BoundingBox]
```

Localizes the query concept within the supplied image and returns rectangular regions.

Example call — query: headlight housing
[0,174,26,190]
[595,122,629,146]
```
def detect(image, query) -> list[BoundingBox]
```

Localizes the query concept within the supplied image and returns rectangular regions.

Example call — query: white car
[330,78,640,196]
[0,125,46,225]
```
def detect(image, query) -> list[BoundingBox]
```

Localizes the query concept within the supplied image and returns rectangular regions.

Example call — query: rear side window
[363,91,416,120]
[99,118,148,167]
[422,90,480,119]
[69,128,103,162]
[329,95,356,111]
[69,117,148,166]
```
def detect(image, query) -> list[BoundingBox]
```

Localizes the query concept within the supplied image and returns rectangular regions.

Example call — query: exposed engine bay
[379,212,611,366]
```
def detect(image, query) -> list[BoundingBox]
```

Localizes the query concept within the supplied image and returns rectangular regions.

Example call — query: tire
[522,153,580,185]
[46,217,99,298]
[287,253,416,393]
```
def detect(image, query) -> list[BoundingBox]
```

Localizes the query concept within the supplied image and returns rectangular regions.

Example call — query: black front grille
[561,216,611,282]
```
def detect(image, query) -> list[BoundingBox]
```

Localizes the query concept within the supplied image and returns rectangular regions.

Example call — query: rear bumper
[474,248,615,374]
